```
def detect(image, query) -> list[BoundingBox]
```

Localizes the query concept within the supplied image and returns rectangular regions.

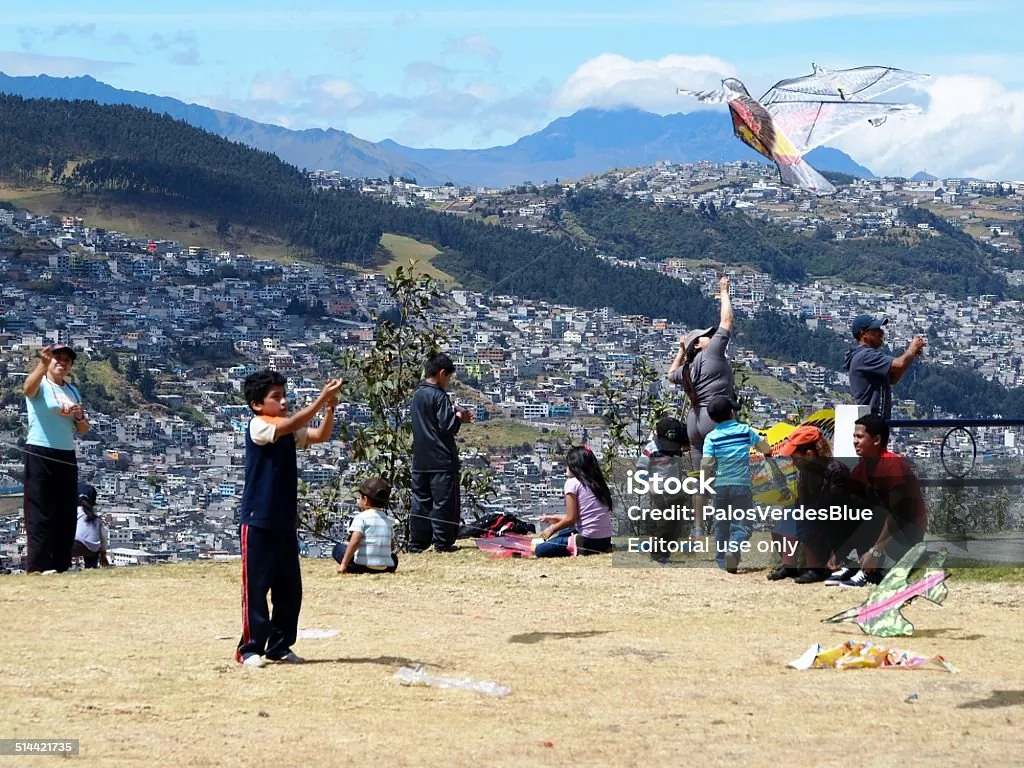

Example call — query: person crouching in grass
[771,426,854,584]
[334,478,399,574]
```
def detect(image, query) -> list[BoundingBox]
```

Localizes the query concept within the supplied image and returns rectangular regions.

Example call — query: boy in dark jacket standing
[410,353,474,552]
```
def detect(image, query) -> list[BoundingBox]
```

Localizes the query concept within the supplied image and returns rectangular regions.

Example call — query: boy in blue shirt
[235,370,341,668]
[701,396,783,573]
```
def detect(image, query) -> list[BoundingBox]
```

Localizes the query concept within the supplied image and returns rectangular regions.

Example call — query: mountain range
[0,72,874,188]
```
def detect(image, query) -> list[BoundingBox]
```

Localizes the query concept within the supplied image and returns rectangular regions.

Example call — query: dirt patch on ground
[1,552,1021,766]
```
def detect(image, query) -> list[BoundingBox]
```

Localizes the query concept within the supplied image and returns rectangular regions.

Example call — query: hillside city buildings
[2,161,1023,569]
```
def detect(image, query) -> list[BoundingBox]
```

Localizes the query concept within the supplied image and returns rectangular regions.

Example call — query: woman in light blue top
[22,344,90,573]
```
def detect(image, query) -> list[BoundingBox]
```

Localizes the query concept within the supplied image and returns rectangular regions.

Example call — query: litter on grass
[394,665,511,697]
[297,629,341,639]
[788,641,955,672]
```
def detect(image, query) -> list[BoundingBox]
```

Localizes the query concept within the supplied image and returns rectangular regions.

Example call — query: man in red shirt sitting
[830,413,928,588]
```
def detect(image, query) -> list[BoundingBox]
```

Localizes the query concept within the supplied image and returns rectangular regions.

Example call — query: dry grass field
[378,233,459,286]
[2,550,1023,767]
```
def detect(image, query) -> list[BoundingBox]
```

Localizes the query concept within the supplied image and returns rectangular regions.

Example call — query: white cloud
[200,69,551,147]
[832,75,1024,179]
[0,50,130,77]
[554,53,735,112]
[443,34,500,63]
[551,53,1024,179]
[248,72,301,103]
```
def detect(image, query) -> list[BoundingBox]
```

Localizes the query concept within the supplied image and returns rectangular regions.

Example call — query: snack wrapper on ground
[788,641,956,672]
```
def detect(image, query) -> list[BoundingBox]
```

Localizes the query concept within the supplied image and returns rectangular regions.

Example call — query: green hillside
[0,94,714,329]
[565,189,1019,299]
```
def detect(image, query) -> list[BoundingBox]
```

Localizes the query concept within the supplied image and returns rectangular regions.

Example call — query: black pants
[23,445,78,573]
[236,524,302,661]
[410,470,461,550]
[331,543,398,573]
[825,511,921,566]
[71,541,100,569]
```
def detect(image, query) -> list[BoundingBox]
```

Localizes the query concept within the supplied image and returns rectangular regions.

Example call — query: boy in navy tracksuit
[409,353,474,552]
[235,370,341,668]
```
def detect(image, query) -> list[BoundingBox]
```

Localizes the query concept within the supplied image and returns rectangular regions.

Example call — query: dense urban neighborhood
[3,160,1024,570]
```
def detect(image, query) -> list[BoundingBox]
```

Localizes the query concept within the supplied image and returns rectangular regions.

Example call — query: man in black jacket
[409,353,474,552]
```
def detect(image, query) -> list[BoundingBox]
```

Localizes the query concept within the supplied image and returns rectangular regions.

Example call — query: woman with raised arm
[22,344,89,573]
[667,277,736,539]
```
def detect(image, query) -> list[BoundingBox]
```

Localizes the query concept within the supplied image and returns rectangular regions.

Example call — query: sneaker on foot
[839,569,880,588]
[433,544,459,553]
[824,566,856,586]
[766,566,798,581]
[240,653,267,668]
[567,534,578,558]
[794,568,829,584]
[269,651,305,664]
[725,553,740,574]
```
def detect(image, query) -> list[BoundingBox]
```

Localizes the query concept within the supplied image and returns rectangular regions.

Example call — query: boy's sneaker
[240,653,267,668]
[725,553,740,574]
[766,566,798,581]
[269,651,305,664]
[824,566,856,586]
[794,568,829,584]
[433,544,459,553]
[839,569,882,588]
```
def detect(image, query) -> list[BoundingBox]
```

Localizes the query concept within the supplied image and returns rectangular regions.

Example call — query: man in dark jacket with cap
[843,314,926,419]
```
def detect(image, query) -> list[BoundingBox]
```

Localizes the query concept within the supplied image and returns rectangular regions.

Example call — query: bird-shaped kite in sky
[677,64,928,195]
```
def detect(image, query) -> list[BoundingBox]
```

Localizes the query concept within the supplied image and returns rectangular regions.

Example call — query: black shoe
[407,546,428,554]
[725,553,740,574]
[794,568,829,584]
[433,544,459,553]
[766,566,798,581]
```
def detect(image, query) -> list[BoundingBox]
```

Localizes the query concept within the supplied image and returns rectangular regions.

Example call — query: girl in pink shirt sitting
[534,446,614,557]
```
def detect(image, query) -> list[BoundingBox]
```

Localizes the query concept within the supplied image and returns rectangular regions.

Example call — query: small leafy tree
[598,355,682,534]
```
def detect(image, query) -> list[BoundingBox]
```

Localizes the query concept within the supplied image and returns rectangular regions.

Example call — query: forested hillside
[564,190,1016,298]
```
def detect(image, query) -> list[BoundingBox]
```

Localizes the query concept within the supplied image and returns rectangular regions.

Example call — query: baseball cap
[850,314,887,338]
[655,417,686,451]
[77,482,98,508]
[778,426,824,457]
[358,477,391,507]
[49,343,78,362]
[683,326,716,350]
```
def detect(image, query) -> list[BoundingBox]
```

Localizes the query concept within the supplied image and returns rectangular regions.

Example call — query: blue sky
[3,0,1024,177]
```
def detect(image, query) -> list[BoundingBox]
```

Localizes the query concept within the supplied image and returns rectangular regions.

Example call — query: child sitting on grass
[334,478,399,574]
[534,446,614,557]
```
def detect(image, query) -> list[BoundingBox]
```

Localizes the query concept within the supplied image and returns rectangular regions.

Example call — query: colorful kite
[750,408,835,505]
[677,64,928,194]
[788,640,955,672]
[475,534,535,558]
[824,542,949,637]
